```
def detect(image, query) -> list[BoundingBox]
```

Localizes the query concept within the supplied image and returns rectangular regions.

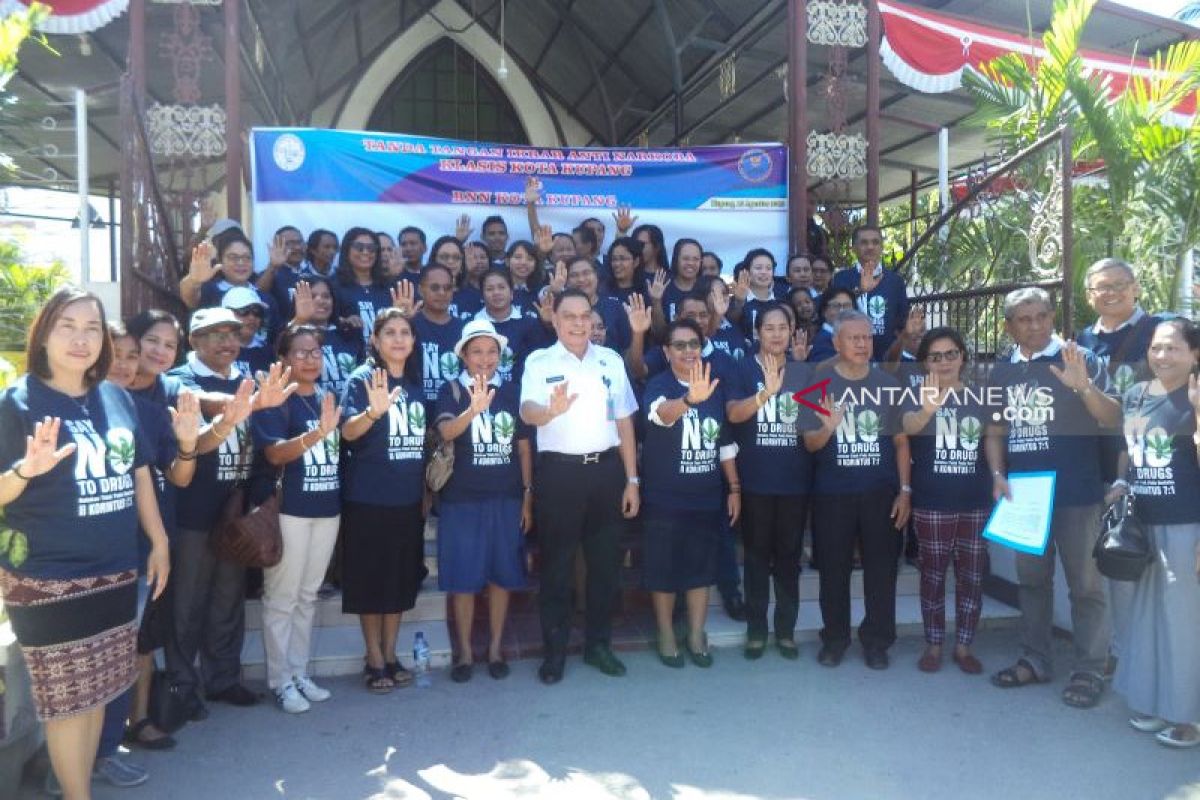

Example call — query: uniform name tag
[546,375,565,384]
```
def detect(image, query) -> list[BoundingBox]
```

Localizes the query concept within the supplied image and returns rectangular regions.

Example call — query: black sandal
[363,665,394,694]
[744,637,767,661]
[123,718,176,751]
[990,658,1048,688]
[1062,671,1104,709]
[776,639,800,661]
[385,660,414,687]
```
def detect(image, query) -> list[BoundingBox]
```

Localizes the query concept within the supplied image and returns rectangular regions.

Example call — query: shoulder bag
[425,380,462,492]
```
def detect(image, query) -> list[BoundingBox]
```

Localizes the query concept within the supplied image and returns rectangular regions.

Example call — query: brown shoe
[953,652,984,675]
[918,649,942,673]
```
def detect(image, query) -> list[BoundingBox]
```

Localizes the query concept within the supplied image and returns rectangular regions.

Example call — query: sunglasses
[669,340,702,352]
[351,242,379,254]
[926,349,961,363]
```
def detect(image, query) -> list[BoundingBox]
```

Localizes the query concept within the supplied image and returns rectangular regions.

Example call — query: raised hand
[390,281,422,317]
[366,368,403,419]
[920,371,948,416]
[648,269,669,303]
[340,315,364,331]
[221,379,256,428]
[790,328,810,362]
[685,362,720,405]
[169,389,202,451]
[859,265,882,294]
[1047,341,1092,394]
[292,280,314,323]
[16,417,76,478]
[708,283,730,319]
[524,176,542,205]
[612,205,638,234]
[253,362,298,410]
[467,373,496,416]
[732,270,750,302]
[904,305,926,342]
[547,381,578,418]
[267,234,287,269]
[455,214,473,242]
[818,394,845,433]
[761,353,784,397]
[534,223,554,256]
[188,241,219,283]
[318,391,341,436]
[625,294,651,335]
[548,260,568,294]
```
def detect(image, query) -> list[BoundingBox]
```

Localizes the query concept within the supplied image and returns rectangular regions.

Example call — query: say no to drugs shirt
[339,364,425,507]
[806,365,901,495]
[251,390,341,518]
[901,386,994,512]
[1121,381,1200,524]
[0,376,147,578]
[434,374,531,502]
[642,370,732,511]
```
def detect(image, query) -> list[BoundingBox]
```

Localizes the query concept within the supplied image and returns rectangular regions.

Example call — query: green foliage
[0,2,49,90]
[0,238,71,350]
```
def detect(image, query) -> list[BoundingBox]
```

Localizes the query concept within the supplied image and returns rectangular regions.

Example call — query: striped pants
[913,508,990,646]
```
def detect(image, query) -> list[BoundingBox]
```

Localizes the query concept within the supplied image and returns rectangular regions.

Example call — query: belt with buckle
[540,448,617,465]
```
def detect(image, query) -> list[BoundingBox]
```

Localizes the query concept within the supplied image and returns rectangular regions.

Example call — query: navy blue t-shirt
[641,371,731,511]
[901,386,994,512]
[710,321,749,362]
[484,313,545,387]
[169,362,253,531]
[251,391,341,518]
[660,280,698,323]
[831,267,910,360]
[129,376,180,544]
[609,284,647,307]
[807,324,836,363]
[268,264,327,319]
[737,293,779,341]
[317,324,364,397]
[433,377,531,502]
[413,314,465,405]
[451,285,483,321]
[0,376,147,579]
[1121,381,1200,524]
[805,366,902,495]
[1076,312,1165,395]
[732,357,814,496]
[339,365,425,507]
[987,345,1112,507]
[595,295,632,353]
[335,283,394,346]
[235,343,273,380]
[511,286,539,318]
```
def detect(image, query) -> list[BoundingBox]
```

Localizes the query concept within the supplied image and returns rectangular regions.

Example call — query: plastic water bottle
[413,631,431,687]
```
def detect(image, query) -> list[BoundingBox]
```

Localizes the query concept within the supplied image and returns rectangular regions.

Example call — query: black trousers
[742,492,808,639]
[535,453,625,654]
[812,488,901,651]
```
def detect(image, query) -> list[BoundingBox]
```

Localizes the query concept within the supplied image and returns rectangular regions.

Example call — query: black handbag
[1093,493,1154,582]
[147,670,192,734]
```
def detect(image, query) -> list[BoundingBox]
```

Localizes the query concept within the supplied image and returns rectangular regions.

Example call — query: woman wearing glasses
[392,264,466,408]
[642,319,741,668]
[181,233,282,342]
[334,228,394,346]
[900,327,994,675]
[807,287,856,363]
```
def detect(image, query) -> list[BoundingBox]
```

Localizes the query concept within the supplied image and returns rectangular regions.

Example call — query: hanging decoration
[806,0,867,48]
[719,55,737,100]
[0,0,128,34]
[806,131,867,181]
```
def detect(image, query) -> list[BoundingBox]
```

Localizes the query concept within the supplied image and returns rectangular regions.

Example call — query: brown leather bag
[212,485,283,568]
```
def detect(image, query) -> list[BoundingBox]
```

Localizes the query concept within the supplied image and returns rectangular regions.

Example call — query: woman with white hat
[434,319,533,683]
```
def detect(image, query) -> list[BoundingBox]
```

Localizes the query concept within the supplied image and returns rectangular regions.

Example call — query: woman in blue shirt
[808,287,855,363]
[1111,318,1200,748]
[642,319,741,668]
[289,277,364,397]
[434,320,533,683]
[900,327,994,675]
[726,304,813,659]
[607,237,648,306]
[505,240,545,314]
[0,287,170,798]
[474,269,548,385]
[251,324,344,714]
[338,309,427,694]
[334,227,394,346]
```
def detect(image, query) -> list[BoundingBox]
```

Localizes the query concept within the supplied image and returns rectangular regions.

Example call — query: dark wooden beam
[866,0,881,225]
[225,0,243,219]
[789,0,807,255]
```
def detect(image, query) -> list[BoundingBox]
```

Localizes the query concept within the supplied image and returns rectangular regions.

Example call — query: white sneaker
[1130,714,1170,733]
[274,682,310,714]
[293,674,331,702]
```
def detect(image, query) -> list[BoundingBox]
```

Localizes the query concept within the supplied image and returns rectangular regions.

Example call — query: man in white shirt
[520,289,640,684]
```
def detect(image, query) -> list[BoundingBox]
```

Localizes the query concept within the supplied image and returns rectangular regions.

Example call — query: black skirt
[641,505,721,593]
[340,501,428,614]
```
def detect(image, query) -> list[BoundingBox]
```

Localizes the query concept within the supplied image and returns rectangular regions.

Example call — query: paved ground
[19,628,1200,800]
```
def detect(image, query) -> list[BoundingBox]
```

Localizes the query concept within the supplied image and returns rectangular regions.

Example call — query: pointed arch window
[367,38,528,144]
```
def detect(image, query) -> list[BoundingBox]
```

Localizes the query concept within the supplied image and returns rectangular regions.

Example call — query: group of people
[0,186,1197,798]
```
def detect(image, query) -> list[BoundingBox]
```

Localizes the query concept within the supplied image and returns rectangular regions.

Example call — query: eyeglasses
[669,340,702,352]
[926,349,961,363]
[424,283,454,293]
[1087,281,1132,295]
[223,254,253,264]
[200,330,240,343]
[289,348,323,361]
[351,242,379,254]
[826,301,853,312]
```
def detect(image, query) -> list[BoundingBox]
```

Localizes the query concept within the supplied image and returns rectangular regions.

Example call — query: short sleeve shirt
[520,341,637,454]
[251,391,341,518]
[413,314,466,405]
[317,324,364,397]
[335,283,394,346]
[805,365,902,495]
[0,376,147,578]
[641,371,730,511]
[339,364,425,507]
[1121,381,1200,524]
[732,356,814,496]
[434,375,531,502]
[901,386,995,512]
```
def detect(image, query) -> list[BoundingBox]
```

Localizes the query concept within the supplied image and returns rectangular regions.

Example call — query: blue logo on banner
[738,148,772,183]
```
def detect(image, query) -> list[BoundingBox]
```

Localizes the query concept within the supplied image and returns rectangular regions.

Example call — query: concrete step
[239,592,1020,681]
[244,564,927,632]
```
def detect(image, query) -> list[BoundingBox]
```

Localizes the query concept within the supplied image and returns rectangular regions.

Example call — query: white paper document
[982,471,1057,555]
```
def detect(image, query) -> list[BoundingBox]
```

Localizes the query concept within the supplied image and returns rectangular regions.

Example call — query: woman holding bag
[1111,318,1200,748]
[251,325,343,714]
